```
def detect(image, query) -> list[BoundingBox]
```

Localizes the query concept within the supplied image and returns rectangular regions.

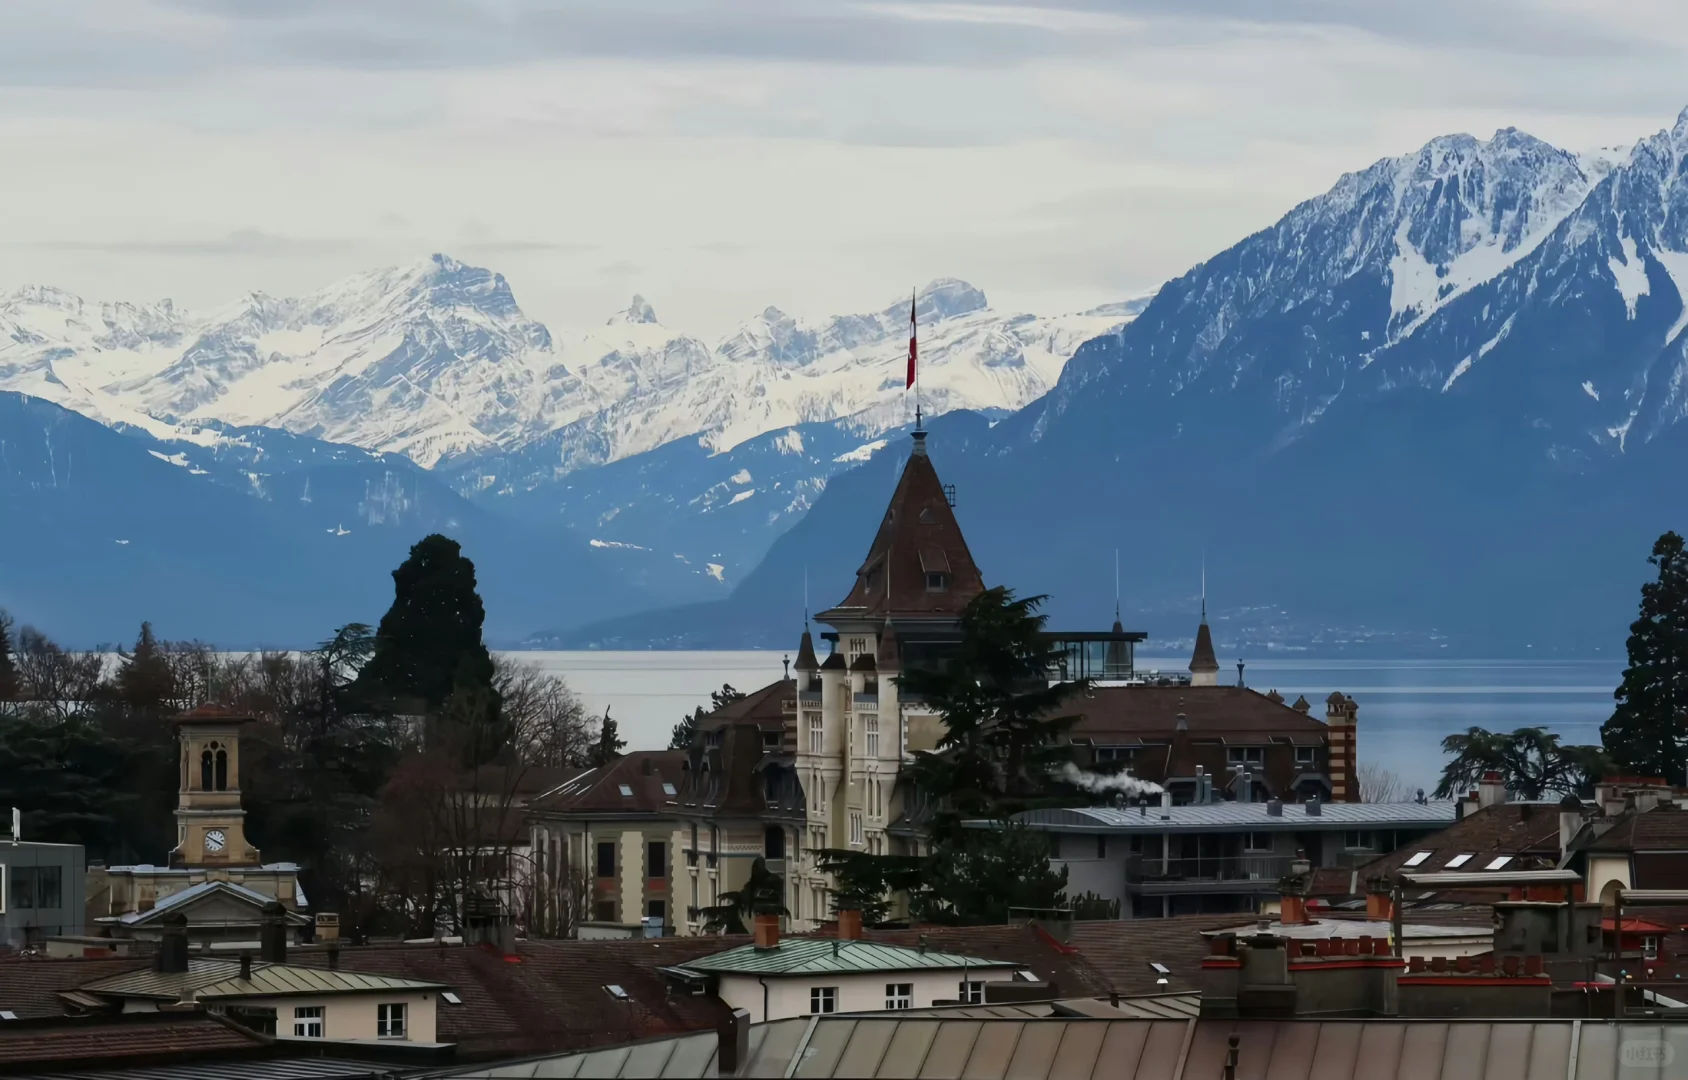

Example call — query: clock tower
[170,705,262,868]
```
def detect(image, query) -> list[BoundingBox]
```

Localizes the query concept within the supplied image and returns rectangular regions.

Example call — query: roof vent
[1267,800,1283,817]
[1305,797,1322,817]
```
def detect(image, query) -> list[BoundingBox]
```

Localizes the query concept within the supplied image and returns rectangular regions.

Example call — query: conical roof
[1189,620,1219,675]
[794,629,819,671]
[876,621,902,672]
[819,437,985,620]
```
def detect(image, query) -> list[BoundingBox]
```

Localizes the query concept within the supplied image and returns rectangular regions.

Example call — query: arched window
[200,748,214,791]
[215,749,228,792]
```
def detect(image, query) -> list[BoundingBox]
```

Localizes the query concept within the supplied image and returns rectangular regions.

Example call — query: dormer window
[761,731,781,752]
[926,572,947,592]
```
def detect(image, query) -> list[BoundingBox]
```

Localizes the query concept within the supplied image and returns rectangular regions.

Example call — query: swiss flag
[906,292,917,390]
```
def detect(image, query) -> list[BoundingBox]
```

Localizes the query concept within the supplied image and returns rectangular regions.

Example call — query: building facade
[1,841,86,948]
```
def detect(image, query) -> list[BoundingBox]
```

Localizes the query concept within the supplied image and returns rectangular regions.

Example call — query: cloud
[4,229,361,257]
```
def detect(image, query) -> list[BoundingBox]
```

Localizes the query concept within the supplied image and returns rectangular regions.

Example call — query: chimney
[1559,795,1584,853]
[717,1008,751,1075]
[837,908,863,941]
[642,757,654,776]
[155,913,190,974]
[753,912,781,950]
[1240,770,1253,805]
[1365,880,1395,922]
[315,912,340,944]
[1267,799,1283,817]
[1279,857,1312,926]
[328,944,340,970]
[239,951,252,982]
[1305,796,1322,817]
[259,901,288,964]
[1477,771,1507,809]
[1325,693,1358,803]
[1160,790,1173,810]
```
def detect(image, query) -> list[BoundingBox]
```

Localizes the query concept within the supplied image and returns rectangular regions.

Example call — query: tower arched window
[200,747,214,791]
[215,749,228,791]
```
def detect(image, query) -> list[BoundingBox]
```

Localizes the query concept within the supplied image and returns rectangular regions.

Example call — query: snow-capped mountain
[559,106,1688,653]
[0,259,1142,474]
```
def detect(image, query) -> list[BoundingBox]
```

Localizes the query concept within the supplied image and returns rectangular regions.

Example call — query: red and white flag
[906,290,918,390]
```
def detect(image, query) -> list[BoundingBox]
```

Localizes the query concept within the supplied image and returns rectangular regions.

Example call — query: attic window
[1445,853,1474,869]
[605,985,630,1001]
[441,992,462,1005]
[926,572,948,592]
[919,508,936,524]
[1402,852,1432,868]
[618,784,634,797]
[662,783,678,796]
[1485,856,1513,871]
[762,732,781,751]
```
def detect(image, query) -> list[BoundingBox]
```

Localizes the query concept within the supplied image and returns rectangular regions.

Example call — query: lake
[512,651,1623,796]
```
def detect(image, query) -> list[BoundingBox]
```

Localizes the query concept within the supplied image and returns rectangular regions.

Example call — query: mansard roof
[818,437,985,622]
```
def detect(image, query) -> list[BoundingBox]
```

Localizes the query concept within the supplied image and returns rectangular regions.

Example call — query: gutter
[759,976,770,1024]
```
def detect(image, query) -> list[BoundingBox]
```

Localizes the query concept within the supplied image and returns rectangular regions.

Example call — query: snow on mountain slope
[0,260,1143,474]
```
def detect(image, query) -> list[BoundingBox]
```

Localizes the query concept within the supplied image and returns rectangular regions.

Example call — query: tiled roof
[676,938,1019,976]
[530,751,686,817]
[115,881,311,926]
[291,937,740,1059]
[0,957,152,1018]
[0,1011,264,1067]
[1010,802,1455,833]
[696,679,791,734]
[806,924,1109,999]
[818,438,986,621]
[79,957,445,1000]
[1323,803,1565,893]
[1064,916,1224,995]
[441,1016,1688,1079]
[1065,685,1335,738]
[1584,807,1688,852]
[465,764,589,799]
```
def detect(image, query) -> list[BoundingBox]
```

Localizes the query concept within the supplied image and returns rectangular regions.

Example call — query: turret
[1325,692,1359,803]
[1189,619,1219,687]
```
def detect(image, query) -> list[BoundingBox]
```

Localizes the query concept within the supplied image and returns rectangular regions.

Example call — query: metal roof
[80,957,447,1000]
[112,881,312,926]
[1002,801,1457,833]
[1202,918,1487,941]
[675,939,1021,977]
[9,1059,405,1080]
[861,994,1202,1022]
[439,1017,1688,1079]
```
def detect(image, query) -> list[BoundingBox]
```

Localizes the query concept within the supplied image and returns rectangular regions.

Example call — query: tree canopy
[1433,726,1609,800]
[1602,531,1688,782]
[693,856,788,934]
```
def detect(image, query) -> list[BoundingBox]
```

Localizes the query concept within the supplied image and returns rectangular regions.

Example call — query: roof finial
[803,565,809,626]
[1200,551,1207,624]
[1114,548,1120,621]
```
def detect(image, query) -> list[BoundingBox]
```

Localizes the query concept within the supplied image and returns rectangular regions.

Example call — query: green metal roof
[675,938,1021,976]
[79,957,448,1000]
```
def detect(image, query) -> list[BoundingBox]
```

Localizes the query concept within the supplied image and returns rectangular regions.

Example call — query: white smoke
[1055,762,1165,797]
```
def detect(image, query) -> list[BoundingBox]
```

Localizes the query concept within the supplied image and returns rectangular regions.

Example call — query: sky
[3,0,1688,339]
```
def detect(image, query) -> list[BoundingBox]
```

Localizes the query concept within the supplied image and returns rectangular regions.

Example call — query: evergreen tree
[0,609,19,705]
[356,535,500,718]
[670,707,703,751]
[113,621,176,718]
[1603,531,1688,781]
[693,856,788,934]
[590,710,626,766]
[711,684,747,711]
[1434,726,1608,800]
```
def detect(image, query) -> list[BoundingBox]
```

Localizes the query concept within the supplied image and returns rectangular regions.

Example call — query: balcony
[798,690,821,704]
[854,693,878,707]
[1123,853,1298,894]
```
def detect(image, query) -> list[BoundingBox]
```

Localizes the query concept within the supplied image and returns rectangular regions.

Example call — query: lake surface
[512,651,1622,796]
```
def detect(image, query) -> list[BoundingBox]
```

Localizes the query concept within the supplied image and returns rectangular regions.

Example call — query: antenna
[1114,548,1120,621]
[1200,551,1207,623]
[803,565,810,625]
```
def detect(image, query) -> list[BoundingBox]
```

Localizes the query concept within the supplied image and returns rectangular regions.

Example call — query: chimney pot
[1524,955,1544,976]
[753,913,781,950]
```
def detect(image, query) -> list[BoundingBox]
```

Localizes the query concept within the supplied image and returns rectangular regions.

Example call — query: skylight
[1445,853,1474,868]
[441,992,462,1005]
[619,784,634,796]
[1148,963,1171,975]
[605,985,630,1000]
[663,783,677,796]
[1402,851,1432,867]
[1485,856,1513,871]
[0,1011,18,1021]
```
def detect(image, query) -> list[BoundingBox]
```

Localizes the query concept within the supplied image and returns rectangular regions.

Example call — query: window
[662,782,677,796]
[1484,856,1513,871]
[865,715,880,757]
[1295,746,1318,766]
[596,841,616,878]
[1444,853,1474,869]
[886,983,913,1010]
[618,784,633,797]
[8,867,33,910]
[1096,835,1108,859]
[1227,747,1265,766]
[762,731,781,751]
[1343,831,1376,851]
[442,992,462,1005]
[1644,937,1661,960]
[648,841,667,879]
[293,1006,324,1038]
[808,715,824,754]
[605,985,630,1000]
[848,638,867,656]
[377,1003,407,1039]
[810,987,838,1014]
[646,900,666,922]
[1243,833,1274,853]
[594,900,616,922]
[960,981,985,1005]
[1402,851,1432,868]
[926,572,947,592]
[850,812,864,846]
[1095,747,1136,763]
[1049,834,1063,860]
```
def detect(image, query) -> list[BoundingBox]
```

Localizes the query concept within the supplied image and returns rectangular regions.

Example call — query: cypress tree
[590,711,626,766]
[357,535,500,717]
[1602,531,1688,782]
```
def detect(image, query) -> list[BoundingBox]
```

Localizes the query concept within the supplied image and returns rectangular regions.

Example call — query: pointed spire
[794,628,819,671]
[1189,621,1219,685]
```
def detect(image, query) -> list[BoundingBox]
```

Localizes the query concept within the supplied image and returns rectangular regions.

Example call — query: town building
[2,839,85,949]
[1003,799,1453,919]
[87,706,305,943]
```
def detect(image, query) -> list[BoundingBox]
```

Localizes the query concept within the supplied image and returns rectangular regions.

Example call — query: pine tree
[114,621,176,717]
[1602,532,1688,782]
[0,609,19,705]
[670,707,703,751]
[356,535,500,717]
[590,710,626,766]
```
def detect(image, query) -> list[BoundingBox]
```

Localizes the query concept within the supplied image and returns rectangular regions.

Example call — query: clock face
[205,829,227,853]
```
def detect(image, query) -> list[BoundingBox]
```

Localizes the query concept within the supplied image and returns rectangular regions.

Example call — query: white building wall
[715,968,1018,1023]
[238,991,438,1042]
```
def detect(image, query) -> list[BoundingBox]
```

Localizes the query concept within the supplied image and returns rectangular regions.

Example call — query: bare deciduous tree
[1358,761,1407,803]
[494,656,591,768]
[13,626,103,718]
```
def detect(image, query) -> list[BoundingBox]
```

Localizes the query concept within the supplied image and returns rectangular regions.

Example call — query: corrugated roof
[116,881,310,926]
[439,1017,1688,1079]
[10,1058,410,1080]
[80,957,445,1000]
[1007,801,1456,833]
[677,938,1021,976]
[867,994,1201,1021]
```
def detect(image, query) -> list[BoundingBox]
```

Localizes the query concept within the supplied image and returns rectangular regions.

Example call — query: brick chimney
[1365,879,1395,922]
[753,912,781,950]
[1477,771,1507,809]
[837,908,863,941]
[1279,856,1313,926]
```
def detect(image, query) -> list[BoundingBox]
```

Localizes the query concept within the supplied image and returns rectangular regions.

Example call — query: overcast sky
[3,0,1687,337]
